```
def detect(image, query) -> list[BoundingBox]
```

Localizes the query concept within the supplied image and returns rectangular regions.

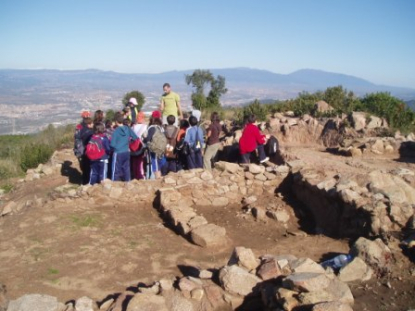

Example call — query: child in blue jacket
[89,122,111,185]
[184,116,205,169]
[110,113,138,181]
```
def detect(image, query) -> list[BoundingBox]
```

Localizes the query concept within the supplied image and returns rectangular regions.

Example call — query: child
[77,117,94,185]
[144,111,166,179]
[88,123,110,185]
[163,115,179,174]
[184,116,204,169]
[239,114,269,164]
[131,112,147,180]
[110,114,138,182]
[203,112,222,170]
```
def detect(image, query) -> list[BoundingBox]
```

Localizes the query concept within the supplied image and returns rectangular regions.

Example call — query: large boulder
[228,247,259,271]
[338,257,373,283]
[283,273,331,292]
[315,101,334,113]
[75,296,98,311]
[350,237,392,272]
[312,301,353,311]
[366,115,383,129]
[190,224,227,247]
[219,265,261,296]
[350,112,366,131]
[368,171,415,205]
[7,294,64,311]
[126,293,168,311]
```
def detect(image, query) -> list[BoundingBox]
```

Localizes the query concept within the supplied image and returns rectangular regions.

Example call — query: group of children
[74,98,275,185]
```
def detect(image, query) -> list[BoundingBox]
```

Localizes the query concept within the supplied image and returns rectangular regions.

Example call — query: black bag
[175,139,190,156]
[266,135,279,155]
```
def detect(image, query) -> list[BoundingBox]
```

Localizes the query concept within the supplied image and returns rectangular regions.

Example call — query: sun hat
[129,98,138,106]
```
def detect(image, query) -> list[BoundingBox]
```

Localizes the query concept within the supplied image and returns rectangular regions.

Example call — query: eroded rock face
[291,166,415,237]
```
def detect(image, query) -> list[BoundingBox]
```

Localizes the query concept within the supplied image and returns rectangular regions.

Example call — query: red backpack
[86,135,106,160]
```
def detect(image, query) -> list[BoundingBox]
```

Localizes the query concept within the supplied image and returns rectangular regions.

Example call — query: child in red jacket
[239,114,269,164]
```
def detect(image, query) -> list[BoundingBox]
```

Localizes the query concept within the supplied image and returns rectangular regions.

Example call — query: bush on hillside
[20,143,54,171]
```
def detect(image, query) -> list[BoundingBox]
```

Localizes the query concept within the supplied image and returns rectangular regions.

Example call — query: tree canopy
[185,69,228,110]
[122,90,145,111]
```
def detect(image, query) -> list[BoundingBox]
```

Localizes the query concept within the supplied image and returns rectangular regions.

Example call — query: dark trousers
[89,160,107,185]
[162,158,178,175]
[111,152,131,182]
[79,155,90,185]
[186,149,203,169]
[240,144,267,164]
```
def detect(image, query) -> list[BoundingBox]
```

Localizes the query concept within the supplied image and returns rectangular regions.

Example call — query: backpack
[73,125,84,158]
[165,126,179,159]
[266,135,279,155]
[147,126,167,158]
[129,138,143,156]
[85,135,106,160]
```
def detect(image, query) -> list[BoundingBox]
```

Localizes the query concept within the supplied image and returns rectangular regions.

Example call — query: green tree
[206,75,228,108]
[323,86,347,111]
[122,91,145,110]
[243,99,268,122]
[361,92,414,129]
[105,109,115,121]
[185,69,214,94]
[186,69,227,110]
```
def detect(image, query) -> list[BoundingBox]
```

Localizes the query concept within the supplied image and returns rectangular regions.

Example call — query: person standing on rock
[160,83,183,126]
[239,114,269,164]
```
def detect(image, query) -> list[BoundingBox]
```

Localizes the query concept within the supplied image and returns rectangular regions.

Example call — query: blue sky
[0,0,414,88]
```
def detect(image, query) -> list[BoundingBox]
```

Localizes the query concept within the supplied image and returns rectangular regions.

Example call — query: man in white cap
[127,97,139,124]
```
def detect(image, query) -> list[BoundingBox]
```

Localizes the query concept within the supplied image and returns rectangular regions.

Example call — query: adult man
[160,83,182,126]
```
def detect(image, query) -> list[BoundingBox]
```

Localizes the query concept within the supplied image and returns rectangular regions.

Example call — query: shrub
[20,143,54,171]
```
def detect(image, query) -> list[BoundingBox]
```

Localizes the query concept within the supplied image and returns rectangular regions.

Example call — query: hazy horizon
[1,0,414,89]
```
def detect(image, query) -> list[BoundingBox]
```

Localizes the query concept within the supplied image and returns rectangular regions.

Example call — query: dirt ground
[1,147,415,310]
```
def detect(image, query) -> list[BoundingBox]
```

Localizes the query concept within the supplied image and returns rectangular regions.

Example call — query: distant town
[1,68,414,135]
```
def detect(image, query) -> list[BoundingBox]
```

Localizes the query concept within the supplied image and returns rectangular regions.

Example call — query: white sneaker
[260,157,269,164]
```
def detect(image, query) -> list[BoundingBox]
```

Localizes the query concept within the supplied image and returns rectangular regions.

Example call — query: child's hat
[129,98,138,106]
[81,110,91,118]
[152,110,161,119]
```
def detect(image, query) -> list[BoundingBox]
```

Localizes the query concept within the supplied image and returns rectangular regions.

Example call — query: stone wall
[290,164,415,238]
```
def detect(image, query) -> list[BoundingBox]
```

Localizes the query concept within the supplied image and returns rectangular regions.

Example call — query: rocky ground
[1,112,415,311]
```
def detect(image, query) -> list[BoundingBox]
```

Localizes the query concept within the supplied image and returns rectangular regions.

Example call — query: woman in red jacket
[239,114,269,164]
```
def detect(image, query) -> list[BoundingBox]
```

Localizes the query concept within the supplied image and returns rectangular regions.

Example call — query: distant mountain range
[1,67,414,134]
[0,67,414,106]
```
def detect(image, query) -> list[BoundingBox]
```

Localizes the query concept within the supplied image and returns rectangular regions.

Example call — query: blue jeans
[89,160,108,185]
[240,144,266,164]
[111,152,131,182]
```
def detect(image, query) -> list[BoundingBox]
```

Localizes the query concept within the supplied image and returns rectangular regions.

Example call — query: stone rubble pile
[3,242,386,311]
[291,164,415,238]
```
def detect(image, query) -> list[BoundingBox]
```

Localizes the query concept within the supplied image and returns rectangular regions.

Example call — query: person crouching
[239,114,269,164]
